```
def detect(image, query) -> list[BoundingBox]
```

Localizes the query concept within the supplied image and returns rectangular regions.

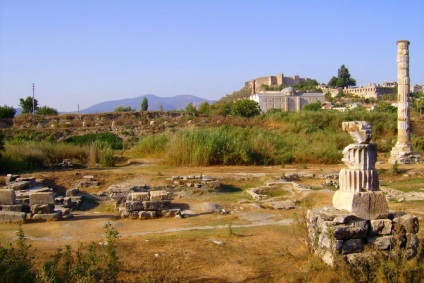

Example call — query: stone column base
[307,207,420,266]
[332,191,388,220]
[389,146,422,164]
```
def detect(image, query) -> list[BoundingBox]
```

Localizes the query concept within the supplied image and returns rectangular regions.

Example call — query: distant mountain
[77,94,216,114]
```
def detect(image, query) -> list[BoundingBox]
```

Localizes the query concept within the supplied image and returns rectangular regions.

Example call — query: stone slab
[150,190,170,201]
[333,191,388,220]
[31,211,62,221]
[29,192,55,205]
[142,200,170,211]
[128,192,150,202]
[0,211,26,223]
[0,189,16,205]
[7,181,33,190]
[1,204,27,212]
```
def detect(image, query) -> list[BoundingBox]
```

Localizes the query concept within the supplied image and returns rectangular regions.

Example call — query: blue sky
[1,0,423,112]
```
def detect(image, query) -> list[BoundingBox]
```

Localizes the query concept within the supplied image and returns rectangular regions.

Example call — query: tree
[198,101,210,115]
[141,97,148,111]
[0,105,17,118]
[36,106,58,115]
[185,102,197,115]
[159,104,164,111]
[328,65,356,88]
[19,96,38,114]
[231,99,261,117]
[302,101,322,111]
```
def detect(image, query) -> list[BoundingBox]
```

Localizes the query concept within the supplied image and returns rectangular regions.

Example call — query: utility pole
[32,83,35,115]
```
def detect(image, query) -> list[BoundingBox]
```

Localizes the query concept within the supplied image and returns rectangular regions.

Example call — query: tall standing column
[389,40,421,164]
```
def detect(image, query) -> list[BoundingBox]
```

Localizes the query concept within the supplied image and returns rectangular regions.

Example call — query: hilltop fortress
[245,73,312,93]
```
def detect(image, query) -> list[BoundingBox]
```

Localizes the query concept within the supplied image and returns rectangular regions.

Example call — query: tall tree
[19,96,38,114]
[141,97,148,111]
[328,65,356,88]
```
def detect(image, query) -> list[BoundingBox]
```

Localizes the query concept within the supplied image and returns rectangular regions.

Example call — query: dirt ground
[1,160,424,282]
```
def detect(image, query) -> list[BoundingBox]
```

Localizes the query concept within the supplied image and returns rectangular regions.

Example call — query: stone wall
[307,207,420,266]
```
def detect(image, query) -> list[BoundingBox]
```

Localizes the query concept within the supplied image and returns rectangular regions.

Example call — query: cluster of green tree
[184,100,260,118]
[19,96,59,115]
[114,105,133,112]
[293,79,322,93]
[328,65,356,88]
[0,224,119,283]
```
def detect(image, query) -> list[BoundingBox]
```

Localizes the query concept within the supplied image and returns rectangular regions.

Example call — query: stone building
[250,86,325,112]
[343,83,395,100]
[245,73,312,93]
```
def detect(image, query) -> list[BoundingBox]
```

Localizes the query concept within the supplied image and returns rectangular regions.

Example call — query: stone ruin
[108,175,222,220]
[109,185,180,220]
[0,174,84,223]
[307,121,420,265]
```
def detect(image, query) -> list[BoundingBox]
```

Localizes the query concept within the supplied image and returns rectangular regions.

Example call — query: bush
[36,106,58,115]
[0,224,120,283]
[231,100,261,117]
[0,105,17,118]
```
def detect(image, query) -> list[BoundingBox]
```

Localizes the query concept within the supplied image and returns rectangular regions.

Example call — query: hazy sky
[1,0,423,112]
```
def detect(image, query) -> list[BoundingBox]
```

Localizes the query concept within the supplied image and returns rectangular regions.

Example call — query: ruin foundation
[308,121,419,265]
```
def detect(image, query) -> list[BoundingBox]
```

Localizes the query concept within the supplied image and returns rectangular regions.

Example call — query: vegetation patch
[65,132,123,150]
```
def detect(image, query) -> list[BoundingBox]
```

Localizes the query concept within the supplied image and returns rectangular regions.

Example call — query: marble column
[389,40,421,164]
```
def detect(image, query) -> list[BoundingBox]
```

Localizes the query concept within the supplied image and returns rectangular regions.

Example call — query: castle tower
[389,40,421,164]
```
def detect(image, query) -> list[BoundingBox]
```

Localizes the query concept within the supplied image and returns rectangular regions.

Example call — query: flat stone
[150,190,170,201]
[0,211,26,223]
[128,192,150,201]
[0,189,16,205]
[29,192,55,205]
[32,211,62,221]
[1,204,27,212]
[7,181,33,190]
[333,191,388,220]
[142,200,169,211]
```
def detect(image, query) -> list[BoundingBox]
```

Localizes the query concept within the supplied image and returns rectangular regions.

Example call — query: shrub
[0,105,17,118]
[36,106,58,115]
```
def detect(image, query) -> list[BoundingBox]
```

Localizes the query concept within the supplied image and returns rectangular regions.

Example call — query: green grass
[381,178,424,192]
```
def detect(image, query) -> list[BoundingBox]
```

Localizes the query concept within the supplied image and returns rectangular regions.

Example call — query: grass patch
[381,178,424,192]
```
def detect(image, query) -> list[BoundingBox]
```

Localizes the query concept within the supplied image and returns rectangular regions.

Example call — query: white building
[250,87,325,112]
